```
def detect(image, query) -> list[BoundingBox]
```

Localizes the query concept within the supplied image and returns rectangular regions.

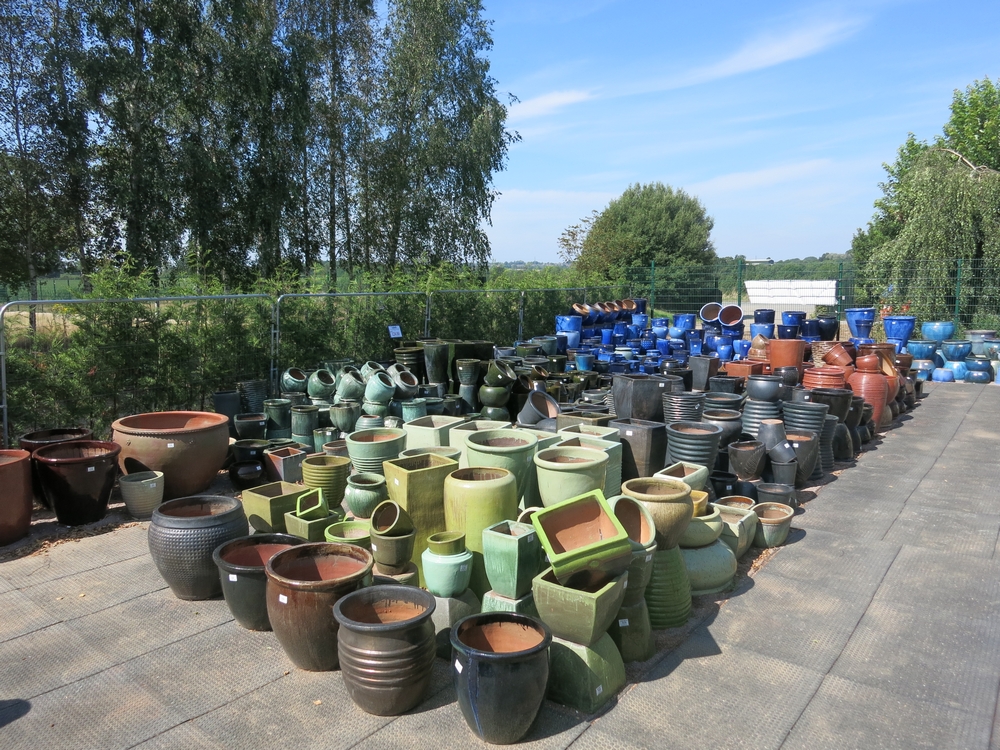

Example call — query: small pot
[371,500,414,536]
[118,470,165,520]
[751,502,794,548]
[324,520,372,549]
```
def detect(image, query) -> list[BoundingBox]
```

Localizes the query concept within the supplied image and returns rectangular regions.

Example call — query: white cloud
[507,90,594,123]
[690,159,833,194]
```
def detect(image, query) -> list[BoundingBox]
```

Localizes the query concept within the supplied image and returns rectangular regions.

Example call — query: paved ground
[1,382,998,749]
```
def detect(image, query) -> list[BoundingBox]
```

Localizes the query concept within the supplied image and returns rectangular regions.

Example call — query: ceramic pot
[688,355,720,391]
[655,461,709,492]
[334,585,436,716]
[756,483,797,507]
[464,429,537,501]
[421,533,474,597]
[290,405,320,437]
[422,342,451,384]
[149,495,248,600]
[324,520,372,549]
[112,411,229,499]
[364,372,396,404]
[455,359,480,385]
[33,440,122,526]
[678,505,724,548]
[533,446,609,507]
[620,477,694,550]
[612,374,670,421]
[451,612,552,745]
[482,520,543,600]
[517,390,560,425]
[344,473,389,519]
[785,431,820,487]
[213,533,303,630]
[727,441,765,481]
[745,375,782,402]
[680,539,737,595]
[769,339,806,370]
[848,367,888,427]
[532,567,628,646]
[232,438,269,463]
[0,449,32,545]
[644,546,691,628]
[211,390,242,438]
[390,369,419,401]
[713,503,758,559]
[305,369,336,400]
[709,470,739,499]
[337,370,367,401]
[665,421,723,470]
[610,418,667,480]
[19,427,95,508]
[360,361,386,382]
[751,502,794,548]
[265,543,373,670]
[119,470,165,520]
[301,455,350,506]
[845,307,876,338]
[345,428,406,475]
[661,391,706,422]
[530,490,632,588]
[809,387,853,422]
[280,368,309,393]
[233,413,268,440]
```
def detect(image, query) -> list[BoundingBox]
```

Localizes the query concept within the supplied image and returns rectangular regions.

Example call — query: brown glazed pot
[334,585,437,715]
[112,411,230,499]
[0,449,32,545]
[33,440,122,526]
[848,366,888,427]
[768,339,807,371]
[19,427,94,508]
[265,543,374,671]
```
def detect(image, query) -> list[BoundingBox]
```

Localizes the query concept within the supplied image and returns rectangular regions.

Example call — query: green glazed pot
[464,429,537,502]
[401,398,428,422]
[751,502,794,548]
[345,428,406,476]
[329,403,361,433]
[280,367,308,393]
[324,520,372,549]
[360,361,385,382]
[369,528,416,574]
[444,466,519,597]
[364,371,396,404]
[307,369,337,400]
[426,530,465,556]
[343,473,389,519]
[607,599,655,663]
[678,505,724,549]
[680,539,737,595]
[336,370,366,401]
[456,359,480,385]
[555,435,622,496]
[370,499,414,536]
[402,415,466,450]
[399,446,462,463]
[478,384,511,408]
[296,488,329,520]
[421,546,473,598]
[482,520,544,600]
[654,461,709,492]
[620,477,694,550]
[532,567,628,647]
[263,399,292,435]
[644,546,691,629]
[291,405,320,436]
[533,446,609,508]
[362,401,390,418]
[547,633,626,713]
[484,359,516,387]
[713,503,758,559]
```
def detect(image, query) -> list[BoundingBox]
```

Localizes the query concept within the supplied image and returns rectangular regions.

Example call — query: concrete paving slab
[831,597,1000,716]
[580,628,824,750]
[792,497,905,541]
[0,590,60,643]
[131,722,227,750]
[0,622,109,699]
[0,571,15,594]
[781,674,991,750]
[882,503,1000,558]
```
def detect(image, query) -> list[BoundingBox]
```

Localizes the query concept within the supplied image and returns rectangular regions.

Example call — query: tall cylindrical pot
[0,449,32,545]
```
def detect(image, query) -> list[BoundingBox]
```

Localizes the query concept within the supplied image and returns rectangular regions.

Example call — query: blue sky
[480,0,1000,262]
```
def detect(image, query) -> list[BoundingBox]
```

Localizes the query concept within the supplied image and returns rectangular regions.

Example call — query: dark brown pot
[32,440,121,526]
[334,585,436,715]
[610,418,667,480]
[266,543,374,671]
[19,427,93,508]
[0,449,32,545]
[611,374,669,421]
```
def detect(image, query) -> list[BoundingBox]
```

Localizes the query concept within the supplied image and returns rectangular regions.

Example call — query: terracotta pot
[265,542,374,670]
[213,533,303,630]
[848,369,888,427]
[802,367,847,390]
[451,613,552,745]
[19,427,93,508]
[33,440,122,526]
[149,495,248,599]
[823,343,854,367]
[334,585,437,716]
[112,411,229,499]
[620,477,694,550]
[0,449,32,545]
[768,339,806,370]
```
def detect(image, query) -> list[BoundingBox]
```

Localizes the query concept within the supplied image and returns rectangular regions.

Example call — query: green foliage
[942,78,1000,170]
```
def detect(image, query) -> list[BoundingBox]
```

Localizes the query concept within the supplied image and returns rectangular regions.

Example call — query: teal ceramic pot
[680,539,737,595]
[291,405,320,436]
[360,361,386,382]
[421,546,474,597]
[336,370,367,401]
[344,473,389,519]
[329,403,361,433]
[263,399,292,438]
[423,342,451,384]
[307,369,337,399]
[401,399,428,422]
[482,520,544,600]
[392,369,420,400]
[365,372,396,404]
[363,401,390,418]
[280,368,309,393]
[751,502,794,548]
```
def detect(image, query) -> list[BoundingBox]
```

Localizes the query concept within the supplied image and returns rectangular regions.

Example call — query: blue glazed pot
[921,320,955,345]
[781,311,806,327]
[906,340,937,359]
[913,360,935,381]
[633,298,648,314]
[555,315,583,332]
[656,339,671,355]
[700,302,722,323]
[965,356,993,373]
[754,309,775,324]
[750,323,775,339]
[631,314,649,329]
[966,330,997,356]
[613,322,628,336]
[776,325,799,340]
[885,338,904,354]
[940,340,972,361]
[845,308,876,338]
[932,367,955,382]
[564,330,581,349]
[850,337,874,347]
[674,313,697,330]
[673,350,690,365]
[717,343,734,362]
[576,354,595,371]
[967,370,992,383]
[555,334,568,355]
[721,323,745,339]
[800,319,821,338]
[689,339,703,355]
[704,334,721,353]
[943,360,969,380]
[816,316,839,341]
[882,315,916,344]
[601,329,614,345]
[652,324,669,339]
[685,329,703,344]
[983,340,1000,360]
[734,339,752,359]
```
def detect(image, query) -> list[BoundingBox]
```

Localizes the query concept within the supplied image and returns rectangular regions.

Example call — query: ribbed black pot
[728,440,765,481]
[148,496,248,600]
[662,392,705,422]
[33,440,120,526]
[809,388,853,423]
[213,534,304,630]
[781,400,828,434]
[666,421,723,469]
[19,427,94,508]
[335,585,437,716]
[704,392,744,411]
[451,612,552,744]
[211,390,242,438]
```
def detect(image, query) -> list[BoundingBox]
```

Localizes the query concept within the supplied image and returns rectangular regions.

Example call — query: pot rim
[119,470,164,484]
[750,501,795,523]
[334,584,436,632]
[466,429,537,453]
[18,427,92,445]
[112,411,229,436]
[450,612,552,662]
[212,533,304,573]
[152,495,243,528]
[534,446,608,469]
[622,476,691,502]
[265,542,373,590]
[33,439,122,464]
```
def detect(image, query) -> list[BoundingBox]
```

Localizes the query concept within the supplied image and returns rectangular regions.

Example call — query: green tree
[572,182,715,279]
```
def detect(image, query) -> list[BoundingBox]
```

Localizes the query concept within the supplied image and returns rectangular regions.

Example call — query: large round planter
[334,585,437,715]
[421,541,473,598]
[751,502,794,548]
[345,428,406,475]
[464,429,538,501]
[678,505,724,548]
[680,540,737,595]
[344,473,389,519]
[921,321,956,346]
[265,543,374,671]
[533,446,609,507]
[444,467,519,597]
[111,411,229,499]
[19,427,94,508]
[33,440,121,526]
[307,369,337,400]
[620,477,694,549]
[451,612,552,745]
[119,470,165,519]
[149,495,248,600]
[280,368,309,393]
[0,449,32,545]
[848,365,888,427]
[665,421,723,470]
[213,534,303,630]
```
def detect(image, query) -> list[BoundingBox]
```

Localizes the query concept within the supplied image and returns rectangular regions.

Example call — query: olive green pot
[678,505,725,549]
[345,428,406,476]
[444,466,519,597]
[242,481,312,533]
[343,473,388,519]
[324,520,371,549]
[607,599,655,663]
[555,435,622,497]
[547,634,626,713]
[369,528,416,574]
[620,477,694,550]
[283,510,344,541]
[654,461,709,492]
[533,446,609,508]
[713,503,759,559]
[448,420,512,469]
[464,429,538,502]
[532,567,627,647]
[482,520,544,600]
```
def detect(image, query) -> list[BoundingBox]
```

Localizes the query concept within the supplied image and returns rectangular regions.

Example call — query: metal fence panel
[427,289,523,344]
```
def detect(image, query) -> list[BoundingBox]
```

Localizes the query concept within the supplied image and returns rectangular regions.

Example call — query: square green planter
[555,411,613,430]
[403,415,467,450]
[532,567,628,646]
[530,490,632,588]
[480,589,539,616]
[283,509,343,541]
[482,520,544,599]
[557,423,620,443]
[241,481,312,533]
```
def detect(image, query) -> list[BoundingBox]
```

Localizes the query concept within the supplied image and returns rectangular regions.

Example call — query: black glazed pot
[19,427,94,508]
[32,440,120,525]
[809,388,853,422]
[234,413,268,440]
[229,460,266,490]
[757,482,797,507]
[702,409,743,448]
[149,495,248,600]
[745,375,782,402]
[451,612,552,745]
[213,534,304,630]
[232,439,269,463]
[708,375,742,394]
[727,440,766,481]
[709,470,738,499]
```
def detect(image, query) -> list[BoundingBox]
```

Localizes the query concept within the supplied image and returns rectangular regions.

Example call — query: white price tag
[659,382,665,387]
[792,443,799,448]
[229,574,237,582]
[646,553,653,562]
[149,483,156,488]
[167,443,175,448]
[625,430,633,436]
[278,594,288,604]
[394,478,400,486]
[370,543,377,551]
[460,564,468,572]
[87,466,95,472]
[454,659,463,673]
[618,618,629,627]
[595,685,603,696]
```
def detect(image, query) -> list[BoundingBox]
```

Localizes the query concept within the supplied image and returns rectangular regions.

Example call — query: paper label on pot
[150,483,156,488]
[659,382,665,387]
[87,466,95,472]
[229,574,237,582]
[167,443,175,448]
[394,478,400,486]
[454,659,463,673]
[278,594,288,604]
[626,430,633,436]
[618,618,629,627]
[792,442,799,448]
[259,421,266,425]
[595,685,603,696]
[646,553,653,562]
[460,564,468,572]
[370,543,377,551]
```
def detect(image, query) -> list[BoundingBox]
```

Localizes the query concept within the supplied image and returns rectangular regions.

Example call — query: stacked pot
[678,499,736,596]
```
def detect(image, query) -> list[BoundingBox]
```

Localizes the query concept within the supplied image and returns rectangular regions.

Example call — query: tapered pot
[612,374,669,421]
[809,388,853,422]
[688,355,720,391]
[464,429,538,501]
[112,411,229,499]
[517,390,560,426]
[751,502,794,548]
[785,431,820,487]
[665,421,723,470]
[727,440,765,481]
[533,446,609,507]
[119,470,166,520]
[213,533,303,630]
[423,342,451,385]
[149,495,248,600]
[345,428,406,475]
[233,413,268,440]
[701,409,743,448]
[483,520,544,600]
[532,567,628,646]
[421,532,474,597]
[610,419,667,480]
[19,427,94,508]
[451,612,552,745]
[33,440,122,526]
[0,449,32,545]
[769,339,806,370]
[620,477,694,550]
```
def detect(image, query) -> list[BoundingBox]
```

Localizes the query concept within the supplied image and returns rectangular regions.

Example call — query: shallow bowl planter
[533,446,609,507]
[118,470,165,520]
[324,520,372,549]
[34,440,122,526]
[678,505,724,548]
[620,477,693,550]
[751,502,794,548]
[213,533,303,630]
[532,567,628,646]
